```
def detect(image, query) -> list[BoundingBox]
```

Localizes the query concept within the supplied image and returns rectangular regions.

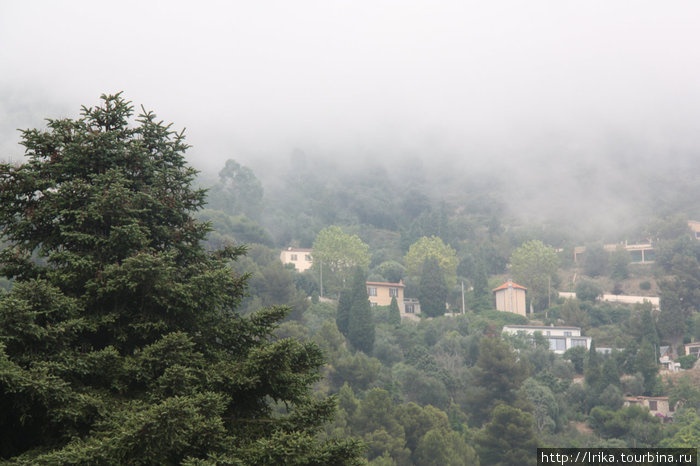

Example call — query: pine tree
[418,256,448,318]
[347,267,374,354]
[389,296,401,326]
[476,405,537,466]
[0,94,361,464]
[470,336,530,425]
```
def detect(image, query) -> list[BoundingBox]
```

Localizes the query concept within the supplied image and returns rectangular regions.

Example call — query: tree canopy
[0,94,361,464]
[207,158,265,220]
[404,236,458,288]
[510,240,558,311]
[312,225,370,296]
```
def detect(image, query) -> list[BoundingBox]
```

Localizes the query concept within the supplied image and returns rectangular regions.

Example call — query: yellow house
[280,247,313,272]
[493,281,527,316]
[685,342,700,357]
[366,281,405,307]
[689,221,700,240]
[366,281,421,320]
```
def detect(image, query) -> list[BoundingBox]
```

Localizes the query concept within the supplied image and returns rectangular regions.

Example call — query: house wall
[502,325,591,354]
[403,298,421,321]
[280,248,313,272]
[367,282,404,307]
[624,396,674,418]
[494,287,527,316]
[685,343,700,357]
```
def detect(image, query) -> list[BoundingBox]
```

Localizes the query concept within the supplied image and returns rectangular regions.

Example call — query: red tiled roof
[366,281,405,287]
[492,281,527,292]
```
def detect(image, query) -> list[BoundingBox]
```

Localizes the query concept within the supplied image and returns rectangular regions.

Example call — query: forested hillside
[2,96,700,464]
[195,153,700,464]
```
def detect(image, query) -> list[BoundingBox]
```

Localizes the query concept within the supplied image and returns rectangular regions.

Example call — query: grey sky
[2,0,700,229]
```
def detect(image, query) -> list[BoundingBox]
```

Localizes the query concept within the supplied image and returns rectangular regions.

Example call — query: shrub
[678,354,697,370]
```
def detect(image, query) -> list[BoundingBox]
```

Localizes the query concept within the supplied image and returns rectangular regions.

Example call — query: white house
[502,325,592,354]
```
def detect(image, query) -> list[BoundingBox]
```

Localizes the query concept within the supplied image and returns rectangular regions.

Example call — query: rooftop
[492,281,527,292]
[366,281,405,288]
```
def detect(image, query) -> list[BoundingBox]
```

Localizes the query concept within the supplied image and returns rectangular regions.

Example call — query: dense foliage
[0,95,361,464]
[4,91,700,464]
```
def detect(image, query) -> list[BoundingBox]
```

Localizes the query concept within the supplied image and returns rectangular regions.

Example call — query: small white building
[502,325,592,354]
[280,247,313,272]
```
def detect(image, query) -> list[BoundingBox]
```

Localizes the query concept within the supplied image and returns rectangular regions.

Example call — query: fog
[2,1,700,234]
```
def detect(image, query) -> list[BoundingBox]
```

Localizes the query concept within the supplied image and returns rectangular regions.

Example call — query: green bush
[575,279,603,302]
[639,281,651,291]
[678,354,697,370]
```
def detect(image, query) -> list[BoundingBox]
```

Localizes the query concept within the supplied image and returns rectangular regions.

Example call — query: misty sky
[2,1,700,232]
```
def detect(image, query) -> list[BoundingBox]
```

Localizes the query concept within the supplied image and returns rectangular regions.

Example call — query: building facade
[366,281,420,320]
[624,396,675,418]
[492,281,527,316]
[280,247,313,272]
[502,325,592,354]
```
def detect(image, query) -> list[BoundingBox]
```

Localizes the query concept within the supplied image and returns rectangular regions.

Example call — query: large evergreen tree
[0,94,361,464]
[469,336,530,425]
[475,405,537,466]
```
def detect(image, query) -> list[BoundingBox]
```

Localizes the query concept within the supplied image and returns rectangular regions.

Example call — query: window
[405,304,414,314]
[648,400,657,411]
[564,331,572,337]
[370,302,378,307]
[290,254,298,261]
[305,254,311,261]
[389,287,398,298]
[571,339,587,348]
[549,338,566,351]
[368,287,377,296]
[545,331,551,336]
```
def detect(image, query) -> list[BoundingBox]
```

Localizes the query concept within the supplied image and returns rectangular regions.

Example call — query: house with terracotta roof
[366,280,420,320]
[280,247,313,272]
[493,281,527,316]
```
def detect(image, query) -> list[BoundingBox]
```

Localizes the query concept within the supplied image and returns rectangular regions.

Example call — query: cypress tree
[584,340,602,389]
[638,338,660,395]
[418,256,447,318]
[0,94,361,464]
[389,296,401,326]
[347,267,374,354]
[336,287,352,336]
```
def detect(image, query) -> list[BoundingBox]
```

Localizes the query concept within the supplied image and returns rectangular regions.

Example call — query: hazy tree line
[2,95,700,464]
[195,148,700,463]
